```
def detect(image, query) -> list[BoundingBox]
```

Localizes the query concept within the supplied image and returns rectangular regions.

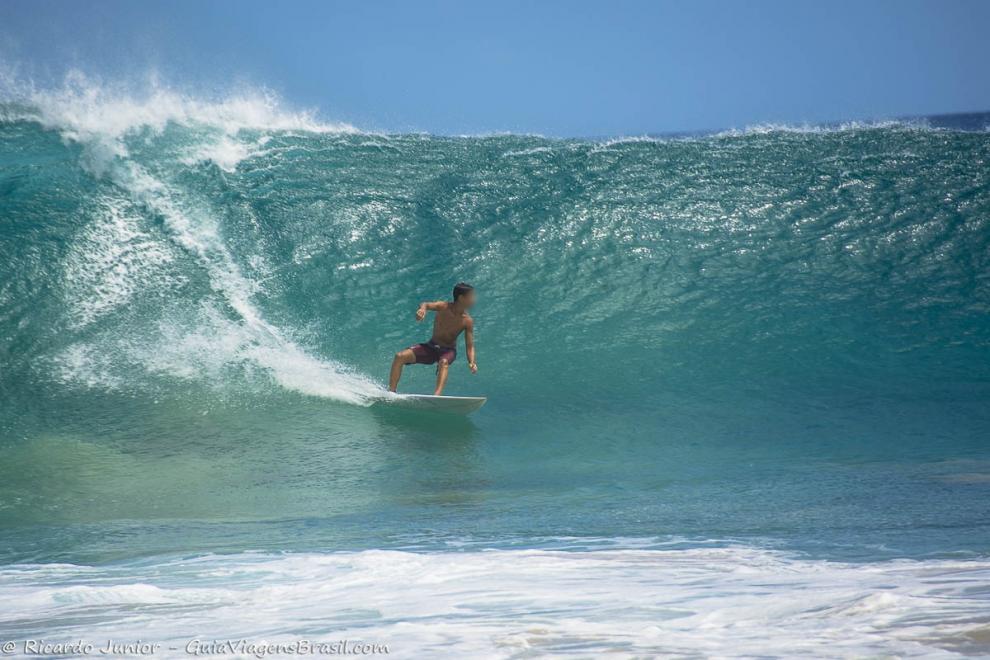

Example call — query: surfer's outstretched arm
[465,318,477,374]
[415,300,446,321]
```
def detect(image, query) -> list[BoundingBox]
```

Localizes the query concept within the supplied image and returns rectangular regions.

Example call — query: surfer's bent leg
[389,349,417,392]
[434,359,450,395]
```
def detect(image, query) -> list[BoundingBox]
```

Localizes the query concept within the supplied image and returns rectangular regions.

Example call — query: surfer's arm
[415,300,446,321]
[465,319,477,373]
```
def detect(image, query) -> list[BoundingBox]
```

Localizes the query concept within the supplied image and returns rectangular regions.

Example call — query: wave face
[2,87,988,408]
[1,83,990,556]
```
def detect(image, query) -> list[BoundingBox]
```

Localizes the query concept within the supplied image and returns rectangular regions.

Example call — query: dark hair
[453,282,474,301]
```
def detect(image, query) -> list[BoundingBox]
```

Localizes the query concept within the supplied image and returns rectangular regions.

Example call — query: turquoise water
[1,84,989,655]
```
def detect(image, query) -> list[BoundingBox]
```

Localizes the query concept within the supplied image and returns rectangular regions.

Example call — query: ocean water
[1,79,989,656]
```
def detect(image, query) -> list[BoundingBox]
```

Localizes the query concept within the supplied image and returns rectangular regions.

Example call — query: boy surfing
[389,282,477,395]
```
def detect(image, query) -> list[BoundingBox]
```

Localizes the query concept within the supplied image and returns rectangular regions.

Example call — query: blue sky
[1,0,988,136]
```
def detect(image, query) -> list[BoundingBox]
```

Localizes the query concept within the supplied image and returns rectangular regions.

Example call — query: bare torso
[430,302,471,347]
[389,296,477,394]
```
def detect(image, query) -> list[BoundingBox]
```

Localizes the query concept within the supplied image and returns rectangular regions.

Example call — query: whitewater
[1,76,989,657]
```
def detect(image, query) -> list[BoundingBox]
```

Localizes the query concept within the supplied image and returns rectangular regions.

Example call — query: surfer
[389,282,478,395]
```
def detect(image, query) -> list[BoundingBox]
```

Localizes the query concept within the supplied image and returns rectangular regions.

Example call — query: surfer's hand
[415,307,426,321]
[469,362,478,374]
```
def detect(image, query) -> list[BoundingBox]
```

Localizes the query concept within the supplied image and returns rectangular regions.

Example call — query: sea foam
[4,71,382,404]
[1,545,987,658]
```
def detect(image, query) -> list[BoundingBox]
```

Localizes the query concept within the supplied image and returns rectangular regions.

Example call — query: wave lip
[0,70,359,139]
[2,545,989,657]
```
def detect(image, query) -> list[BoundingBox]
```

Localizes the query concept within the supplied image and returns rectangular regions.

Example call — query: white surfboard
[378,394,487,414]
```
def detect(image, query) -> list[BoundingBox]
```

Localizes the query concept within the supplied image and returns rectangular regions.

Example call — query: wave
[1,72,988,410]
[1,72,381,404]
[2,545,988,657]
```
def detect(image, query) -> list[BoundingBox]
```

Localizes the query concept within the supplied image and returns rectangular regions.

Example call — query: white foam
[131,303,380,403]
[1,546,987,658]
[502,146,556,157]
[181,136,254,172]
[712,118,933,138]
[0,70,358,178]
[7,70,356,137]
[61,198,179,328]
[17,71,382,404]
[51,343,124,390]
[589,118,962,148]
[70,162,380,404]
